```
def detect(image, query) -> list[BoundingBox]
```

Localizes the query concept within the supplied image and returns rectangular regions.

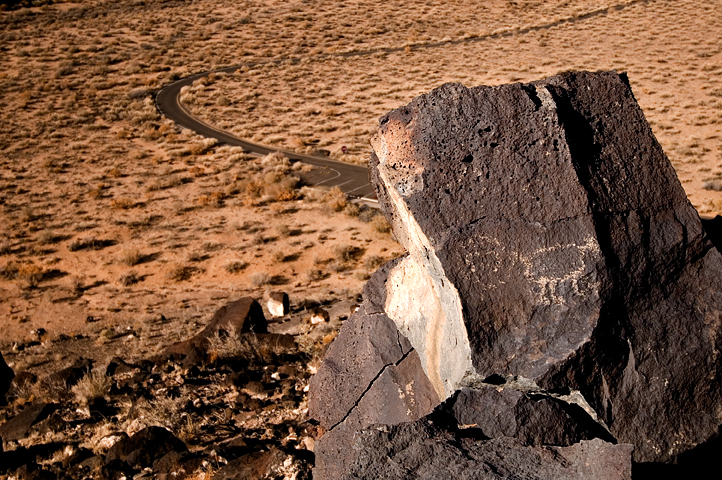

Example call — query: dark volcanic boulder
[440,386,614,447]
[366,70,722,462]
[0,351,13,404]
[105,426,187,469]
[0,403,56,443]
[161,297,272,365]
[344,419,632,480]
[309,260,440,479]
[203,297,268,335]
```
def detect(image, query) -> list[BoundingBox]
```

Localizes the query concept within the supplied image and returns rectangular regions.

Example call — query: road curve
[155,67,377,200]
[155,0,648,200]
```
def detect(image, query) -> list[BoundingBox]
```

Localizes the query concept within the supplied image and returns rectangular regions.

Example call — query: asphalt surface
[154,1,647,201]
[155,67,377,200]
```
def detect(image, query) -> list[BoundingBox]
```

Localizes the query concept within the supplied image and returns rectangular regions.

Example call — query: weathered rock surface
[161,297,274,365]
[309,259,440,479]
[0,403,57,443]
[267,291,290,317]
[344,419,632,480]
[364,70,722,462]
[105,426,188,469]
[440,386,614,447]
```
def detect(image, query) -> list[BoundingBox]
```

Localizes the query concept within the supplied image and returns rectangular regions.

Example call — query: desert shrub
[166,263,193,282]
[0,261,19,280]
[206,324,261,360]
[118,247,142,266]
[135,395,196,438]
[198,191,225,207]
[118,270,139,286]
[70,275,85,294]
[16,263,44,288]
[703,178,722,191]
[371,215,392,233]
[37,230,59,245]
[343,202,360,217]
[224,261,248,274]
[250,272,271,286]
[322,186,347,212]
[364,255,386,270]
[305,268,326,282]
[69,236,112,251]
[333,244,362,263]
[275,224,290,237]
[71,368,111,404]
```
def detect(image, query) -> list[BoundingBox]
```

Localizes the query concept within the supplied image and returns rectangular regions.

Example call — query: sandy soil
[0,0,720,374]
[187,0,722,212]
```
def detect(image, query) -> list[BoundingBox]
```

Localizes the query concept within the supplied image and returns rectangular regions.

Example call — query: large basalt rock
[440,386,615,447]
[344,419,632,480]
[367,70,722,462]
[309,260,440,479]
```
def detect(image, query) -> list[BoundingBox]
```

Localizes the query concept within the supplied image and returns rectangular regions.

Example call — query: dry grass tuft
[71,368,112,404]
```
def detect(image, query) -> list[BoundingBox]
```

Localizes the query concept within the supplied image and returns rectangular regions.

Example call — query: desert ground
[0,0,720,475]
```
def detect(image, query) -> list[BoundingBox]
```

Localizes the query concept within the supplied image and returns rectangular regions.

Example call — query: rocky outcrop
[311,69,722,477]
[345,421,632,480]
[309,260,440,479]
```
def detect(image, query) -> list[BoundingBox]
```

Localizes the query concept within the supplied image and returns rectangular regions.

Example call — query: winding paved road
[155,0,649,201]
[155,68,377,200]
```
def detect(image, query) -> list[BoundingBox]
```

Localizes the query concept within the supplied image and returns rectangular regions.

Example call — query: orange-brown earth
[1,0,720,373]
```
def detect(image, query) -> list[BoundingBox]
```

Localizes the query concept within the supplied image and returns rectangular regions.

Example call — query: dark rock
[211,447,312,480]
[105,426,188,469]
[0,443,63,475]
[203,297,268,335]
[312,149,330,157]
[161,298,271,365]
[344,417,632,480]
[0,403,57,442]
[47,358,92,388]
[309,307,330,324]
[441,386,614,447]
[153,450,206,478]
[267,291,290,317]
[368,71,722,462]
[0,351,14,405]
[105,357,139,376]
[310,260,440,479]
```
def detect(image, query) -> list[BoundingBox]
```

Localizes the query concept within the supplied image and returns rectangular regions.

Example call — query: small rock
[267,292,290,318]
[0,403,57,443]
[211,447,312,480]
[105,426,188,469]
[47,358,92,388]
[309,307,329,325]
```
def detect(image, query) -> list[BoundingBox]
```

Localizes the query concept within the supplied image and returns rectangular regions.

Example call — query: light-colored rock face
[373,119,474,400]
[267,298,286,318]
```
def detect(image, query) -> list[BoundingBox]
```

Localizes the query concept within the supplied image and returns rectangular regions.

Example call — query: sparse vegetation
[166,263,194,282]
[250,271,271,287]
[71,368,112,404]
